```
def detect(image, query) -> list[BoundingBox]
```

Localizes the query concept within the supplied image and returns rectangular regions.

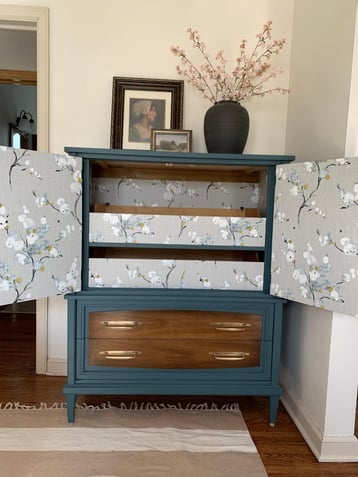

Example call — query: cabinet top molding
[64,147,295,167]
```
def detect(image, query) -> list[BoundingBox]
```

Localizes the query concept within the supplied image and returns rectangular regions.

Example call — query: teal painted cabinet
[63,147,294,423]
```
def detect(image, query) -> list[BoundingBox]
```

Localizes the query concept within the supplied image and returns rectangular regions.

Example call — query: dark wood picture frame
[110,77,184,150]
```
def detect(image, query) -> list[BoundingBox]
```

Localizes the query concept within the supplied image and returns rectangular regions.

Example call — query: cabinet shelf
[65,146,294,166]
[93,204,261,217]
[89,246,262,262]
[91,162,262,183]
[89,242,265,252]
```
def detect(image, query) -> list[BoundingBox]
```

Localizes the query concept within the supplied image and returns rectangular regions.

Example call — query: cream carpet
[0,402,268,477]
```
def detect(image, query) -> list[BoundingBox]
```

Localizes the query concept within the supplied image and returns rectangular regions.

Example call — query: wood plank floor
[1,312,357,476]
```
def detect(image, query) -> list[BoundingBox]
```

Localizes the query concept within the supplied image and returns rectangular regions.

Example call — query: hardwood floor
[1,312,357,476]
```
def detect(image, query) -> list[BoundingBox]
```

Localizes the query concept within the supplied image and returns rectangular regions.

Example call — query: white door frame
[0,5,49,374]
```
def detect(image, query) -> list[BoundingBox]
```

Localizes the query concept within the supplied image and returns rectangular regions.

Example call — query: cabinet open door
[0,147,82,305]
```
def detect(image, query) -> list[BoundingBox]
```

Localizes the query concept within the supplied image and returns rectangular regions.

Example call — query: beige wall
[285,0,357,162]
[346,0,358,157]
[1,0,294,155]
[49,0,293,155]
[283,0,358,462]
[0,0,295,362]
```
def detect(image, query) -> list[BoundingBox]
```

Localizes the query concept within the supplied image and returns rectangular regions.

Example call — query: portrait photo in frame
[110,77,184,150]
[151,129,192,153]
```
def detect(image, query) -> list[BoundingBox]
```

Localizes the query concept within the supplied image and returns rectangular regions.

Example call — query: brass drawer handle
[99,350,141,360]
[210,351,250,361]
[211,322,251,332]
[100,320,141,330]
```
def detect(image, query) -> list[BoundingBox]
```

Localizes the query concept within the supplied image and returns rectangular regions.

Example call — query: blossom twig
[171,22,289,104]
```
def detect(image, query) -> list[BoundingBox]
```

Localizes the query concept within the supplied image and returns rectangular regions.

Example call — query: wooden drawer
[88,310,262,340]
[87,338,260,369]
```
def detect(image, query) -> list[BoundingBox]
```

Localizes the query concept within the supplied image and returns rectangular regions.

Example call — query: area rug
[0,402,268,477]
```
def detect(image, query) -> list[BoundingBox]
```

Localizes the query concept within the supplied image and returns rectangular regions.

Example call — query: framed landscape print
[151,129,192,153]
[110,77,184,150]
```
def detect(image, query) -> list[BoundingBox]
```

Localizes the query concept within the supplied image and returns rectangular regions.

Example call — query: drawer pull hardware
[210,351,250,361]
[99,350,141,360]
[100,320,141,330]
[211,322,251,332]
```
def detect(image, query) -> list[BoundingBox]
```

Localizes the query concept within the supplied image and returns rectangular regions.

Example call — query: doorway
[0,5,49,374]
[0,66,37,347]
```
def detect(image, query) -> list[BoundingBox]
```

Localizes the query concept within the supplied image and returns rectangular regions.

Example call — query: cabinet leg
[269,395,280,426]
[65,394,77,423]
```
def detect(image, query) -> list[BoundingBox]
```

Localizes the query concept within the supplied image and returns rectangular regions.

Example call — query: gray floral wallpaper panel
[90,213,266,247]
[0,147,82,305]
[92,177,262,209]
[9,148,356,311]
[89,258,264,290]
[271,157,358,316]
[89,173,265,291]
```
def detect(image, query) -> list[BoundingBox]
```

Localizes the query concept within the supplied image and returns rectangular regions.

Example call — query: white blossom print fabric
[271,157,358,316]
[0,147,82,305]
[89,213,265,247]
[89,258,264,290]
[89,175,264,290]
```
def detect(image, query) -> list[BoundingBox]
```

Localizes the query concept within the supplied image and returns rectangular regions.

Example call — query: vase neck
[214,100,240,105]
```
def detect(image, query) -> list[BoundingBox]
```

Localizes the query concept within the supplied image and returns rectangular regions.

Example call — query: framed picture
[110,77,184,150]
[151,129,192,153]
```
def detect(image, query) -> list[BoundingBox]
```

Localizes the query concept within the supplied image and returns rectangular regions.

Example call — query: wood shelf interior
[91,162,263,183]
[89,247,262,262]
[92,204,261,217]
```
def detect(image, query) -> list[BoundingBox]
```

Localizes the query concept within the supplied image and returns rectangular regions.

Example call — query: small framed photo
[151,129,192,153]
[110,77,184,150]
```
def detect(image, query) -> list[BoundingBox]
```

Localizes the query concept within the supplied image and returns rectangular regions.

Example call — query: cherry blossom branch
[171,21,290,104]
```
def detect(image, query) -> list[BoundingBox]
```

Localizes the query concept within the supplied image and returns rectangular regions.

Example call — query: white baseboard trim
[280,388,323,461]
[281,383,358,462]
[46,358,67,376]
[320,436,358,462]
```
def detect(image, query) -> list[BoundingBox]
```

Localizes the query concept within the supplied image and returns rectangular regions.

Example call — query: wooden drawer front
[87,339,260,369]
[88,310,262,340]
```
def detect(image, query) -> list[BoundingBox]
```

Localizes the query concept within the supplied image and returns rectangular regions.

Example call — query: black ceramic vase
[204,100,250,154]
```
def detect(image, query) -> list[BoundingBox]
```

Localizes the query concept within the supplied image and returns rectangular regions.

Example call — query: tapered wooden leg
[66,394,77,423]
[269,395,280,426]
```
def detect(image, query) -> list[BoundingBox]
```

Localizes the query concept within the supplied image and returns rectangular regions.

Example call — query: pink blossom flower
[171,22,290,104]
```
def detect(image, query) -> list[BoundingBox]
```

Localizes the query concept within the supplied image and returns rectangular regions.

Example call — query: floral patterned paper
[89,212,265,247]
[89,258,264,290]
[92,177,262,209]
[7,148,356,310]
[89,174,264,290]
[0,147,82,304]
[271,157,358,315]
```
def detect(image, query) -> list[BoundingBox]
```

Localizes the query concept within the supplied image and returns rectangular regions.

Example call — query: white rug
[0,402,268,477]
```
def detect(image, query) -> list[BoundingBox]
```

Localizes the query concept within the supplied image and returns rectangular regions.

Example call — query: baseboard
[281,378,358,462]
[46,358,67,376]
[280,386,324,461]
[319,436,358,462]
